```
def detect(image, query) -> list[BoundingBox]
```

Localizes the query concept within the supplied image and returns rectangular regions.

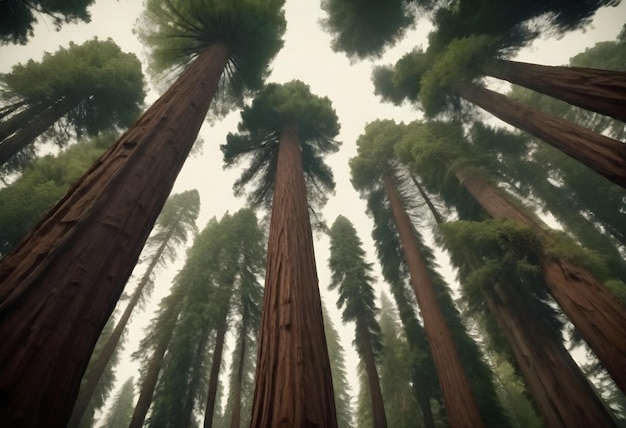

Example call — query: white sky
[1,1,625,425]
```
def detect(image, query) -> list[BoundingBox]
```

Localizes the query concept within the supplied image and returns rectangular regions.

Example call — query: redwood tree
[0,1,285,426]
[221,80,341,427]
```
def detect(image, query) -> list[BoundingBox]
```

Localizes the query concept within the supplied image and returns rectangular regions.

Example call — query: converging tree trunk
[454,83,626,188]
[230,318,248,428]
[204,317,228,428]
[250,121,338,427]
[456,167,626,393]
[0,101,49,141]
[0,96,78,164]
[0,42,231,428]
[484,283,615,427]
[381,172,484,428]
[182,325,211,428]
[483,59,626,123]
[358,320,387,428]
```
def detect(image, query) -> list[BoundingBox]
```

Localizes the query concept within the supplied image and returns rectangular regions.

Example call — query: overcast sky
[1,1,625,425]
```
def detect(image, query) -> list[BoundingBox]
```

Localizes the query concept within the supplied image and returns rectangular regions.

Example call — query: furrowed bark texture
[0,43,231,428]
[68,226,175,428]
[484,59,626,123]
[129,304,182,428]
[485,286,615,428]
[230,318,247,428]
[250,122,338,428]
[0,101,49,142]
[0,96,77,164]
[455,83,626,188]
[456,167,626,393]
[382,172,484,428]
[204,318,227,428]
[358,320,387,428]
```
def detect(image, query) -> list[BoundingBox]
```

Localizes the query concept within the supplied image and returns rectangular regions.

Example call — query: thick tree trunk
[454,83,626,188]
[382,172,484,428]
[483,59,626,123]
[182,326,211,428]
[128,304,182,428]
[0,99,28,121]
[67,226,175,428]
[456,167,626,393]
[0,42,231,428]
[484,284,615,427]
[249,121,338,427]
[230,319,248,428]
[358,320,387,428]
[0,101,50,142]
[204,318,228,428]
[0,96,77,165]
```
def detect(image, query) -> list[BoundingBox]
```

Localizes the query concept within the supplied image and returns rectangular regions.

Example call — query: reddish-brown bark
[358,320,387,428]
[0,96,77,164]
[230,318,248,428]
[249,121,338,427]
[204,318,227,428]
[456,167,626,394]
[455,82,626,188]
[485,285,615,427]
[483,59,626,123]
[382,172,484,428]
[0,42,231,428]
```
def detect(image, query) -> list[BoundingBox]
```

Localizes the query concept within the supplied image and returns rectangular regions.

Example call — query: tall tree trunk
[0,101,50,142]
[381,172,484,428]
[410,173,445,225]
[0,99,28,121]
[483,59,626,123]
[358,320,387,428]
[67,225,176,428]
[230,318,248,428]
[0,96,77,165]
[182,325,211,428]
[250,121,338,427]
[0,42,232,428]
[456,167,626,393]
[128,303,182,428]
[484,283,615,427]
[454,83,626,188]
[204,317,228,428]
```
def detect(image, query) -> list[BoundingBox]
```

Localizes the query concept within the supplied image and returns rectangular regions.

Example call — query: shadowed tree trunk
[454,83,626,188]
[0,96,78,164]
[129,303,182,428]
[0,100,28,121]
[0,42,231,428]
[358,319,387,428]
[182,325,211,428]
[250,121,338,427]
[484,283,615,427]
[204,317,227,428]
[381,172,484,428]
[230,318,248,428]
[67,224,176,428]
[0,101,49,141]
[455,167,626,393]
[482,59,626,123]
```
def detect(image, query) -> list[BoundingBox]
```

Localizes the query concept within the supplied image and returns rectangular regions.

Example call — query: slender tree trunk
[128,303,182,428]
[0,96,77,164]
[358,320,387,428]
[67,226,176,428]
[456,167,626,393]
[182,325,211,428]
[483,59,626,123]
[484,284,615,427]
[410,173,445,225]
[381,172,484,428]
[250,121,338,427]
[454,83,626,188]
[204,317,228,428]
[230,318,248,428]
[0,42,232,428]
[0,101,50,142]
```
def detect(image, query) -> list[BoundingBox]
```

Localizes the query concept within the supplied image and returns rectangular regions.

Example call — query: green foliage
[320,0,416,59]
[103,377,135,428]
[0,0,94,45]
[137,0,286,116]
[372,50,434,105]
[1,38,145,139]
[0,133,115,257]
[544,231,611,281]
[328,215,383,355]
[222,80,340,213]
